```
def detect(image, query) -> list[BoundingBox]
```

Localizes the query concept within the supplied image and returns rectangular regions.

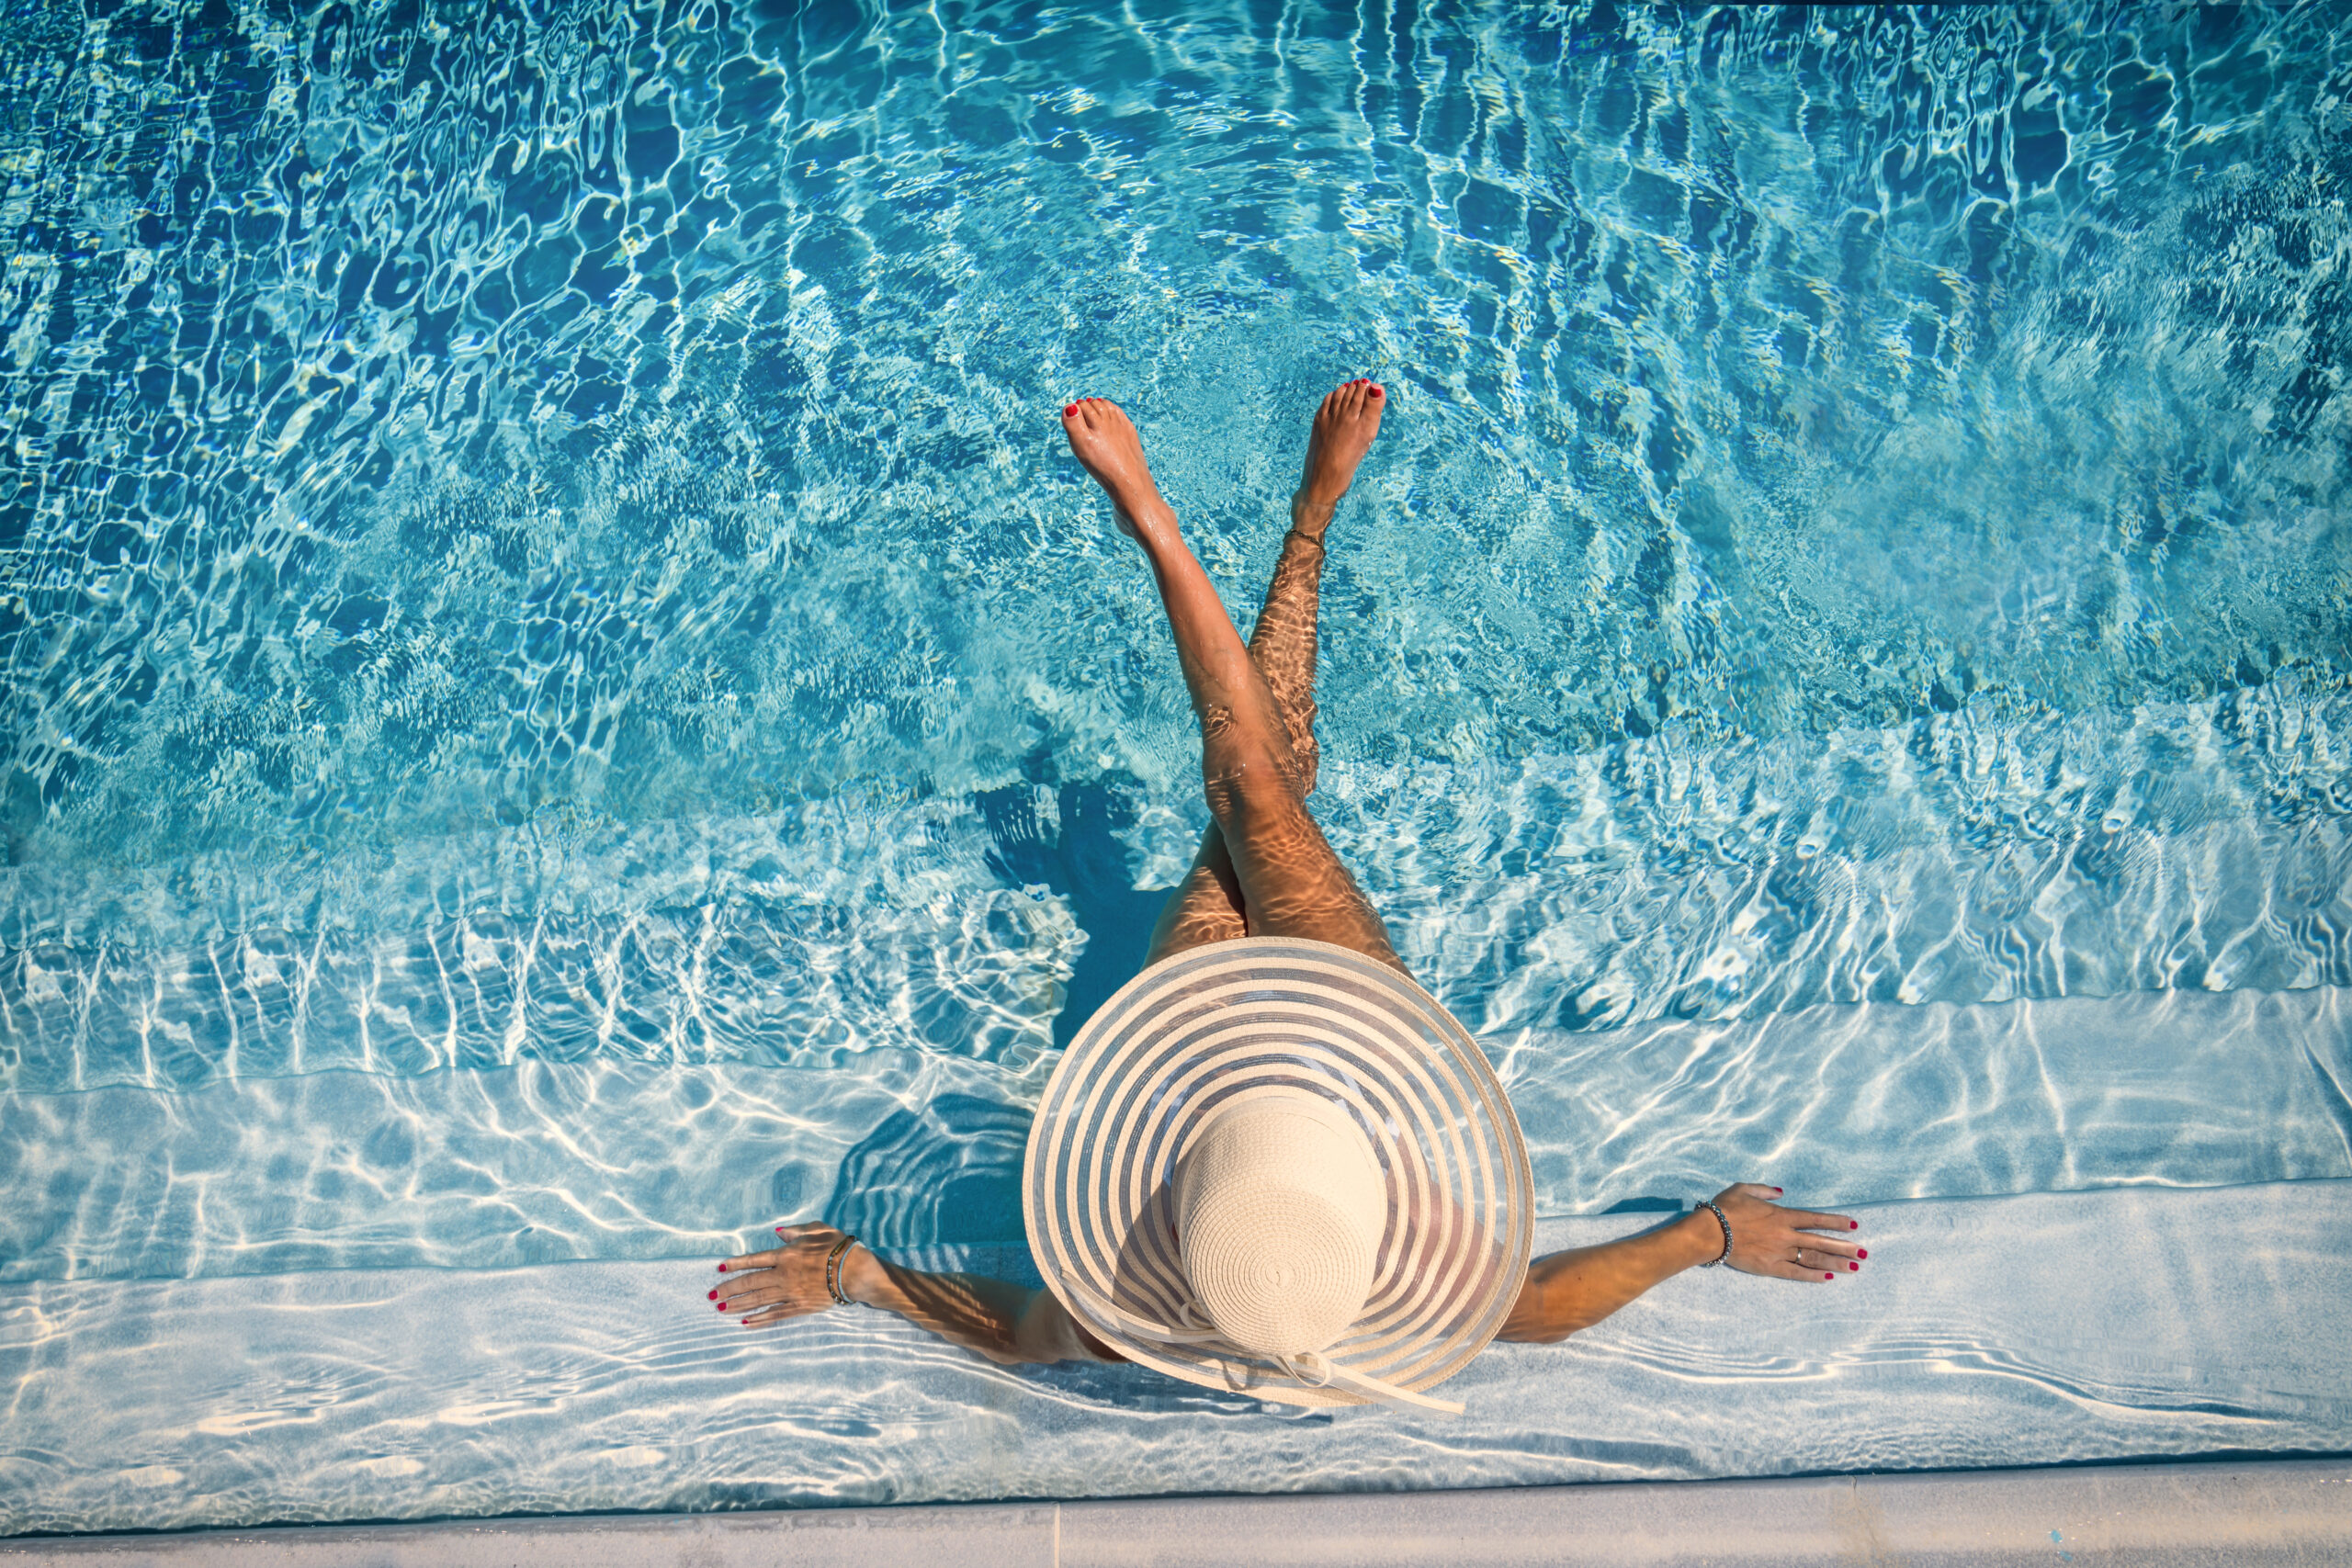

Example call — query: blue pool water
[2,0,2349,1534]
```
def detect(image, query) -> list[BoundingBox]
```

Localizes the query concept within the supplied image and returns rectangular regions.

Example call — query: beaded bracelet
[823,1235,862,1306]
[1695,1199,1733,1268]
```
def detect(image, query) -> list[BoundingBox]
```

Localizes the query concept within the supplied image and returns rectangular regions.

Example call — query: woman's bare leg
[1139,528,1321,960]
[1059,385,1403,971]
[1145,380,1378,959]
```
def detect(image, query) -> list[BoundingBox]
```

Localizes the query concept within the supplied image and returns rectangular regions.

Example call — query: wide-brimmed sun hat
[1023,936,1532,1414]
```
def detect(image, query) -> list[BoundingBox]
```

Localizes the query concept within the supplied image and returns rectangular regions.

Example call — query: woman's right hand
[711,1222,863,1327]
[1707,1183,1865,1281]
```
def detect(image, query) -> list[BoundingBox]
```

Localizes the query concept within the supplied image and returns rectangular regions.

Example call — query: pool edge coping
[6,1457,2348,1564]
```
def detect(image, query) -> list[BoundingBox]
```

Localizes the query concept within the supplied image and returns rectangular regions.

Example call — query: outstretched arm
[712,1223,1122,1366]
[1499,1184,1861,1344]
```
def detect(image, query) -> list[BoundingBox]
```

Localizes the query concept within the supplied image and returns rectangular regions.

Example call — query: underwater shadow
[817,1091,1031,1246]
[977,779,1169,1052]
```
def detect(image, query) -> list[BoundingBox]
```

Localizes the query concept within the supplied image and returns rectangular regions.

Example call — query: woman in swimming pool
[708,384,1863,1404]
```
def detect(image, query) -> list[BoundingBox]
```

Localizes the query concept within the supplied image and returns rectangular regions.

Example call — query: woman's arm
[713,1223,1122,1366]
[1499,1183,1861,1344]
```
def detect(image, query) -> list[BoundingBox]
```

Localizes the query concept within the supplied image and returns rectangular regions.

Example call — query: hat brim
[1023,937,1533,1407]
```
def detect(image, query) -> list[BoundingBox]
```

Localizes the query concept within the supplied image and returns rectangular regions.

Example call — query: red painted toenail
[1370,386,1383,398]
[1857,1248,1867,1259]
[1063,404,1076,417]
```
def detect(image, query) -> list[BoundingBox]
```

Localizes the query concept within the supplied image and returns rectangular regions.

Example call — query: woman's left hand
[1707,1183,1864,1281]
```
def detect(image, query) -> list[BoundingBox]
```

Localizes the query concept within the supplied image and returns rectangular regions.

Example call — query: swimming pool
[2,0,2348,1535]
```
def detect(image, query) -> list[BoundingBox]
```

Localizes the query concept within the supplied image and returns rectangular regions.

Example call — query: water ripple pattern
[5,0,2352,1523]
[2,0,2352,1521]
[0,1183,2344,1533]
[3,3,2346,959]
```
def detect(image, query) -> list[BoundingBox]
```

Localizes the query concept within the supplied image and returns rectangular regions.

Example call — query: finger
[729,1223,835,1269]
[1754,1258,1831,1282]
[1786,1210,1857,1233]
[1789,1235,1861,1261]
[741,1301,825,1328]
[1791,1247,1862,1273]
[715,1283,784,1313]
[718,1247,782,1273]
[1732,1183,1784,1201]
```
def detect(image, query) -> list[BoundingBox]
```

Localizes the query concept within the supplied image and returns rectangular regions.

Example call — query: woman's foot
[1061,397,1170,540]
[1293,378,1385,538]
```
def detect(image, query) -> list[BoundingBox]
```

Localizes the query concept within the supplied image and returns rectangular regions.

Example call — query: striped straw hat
[1023,937,1532,1415]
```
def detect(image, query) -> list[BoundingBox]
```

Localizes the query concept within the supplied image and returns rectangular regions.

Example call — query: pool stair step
[5,982,2347,1284]
[1,1179,2346,1535]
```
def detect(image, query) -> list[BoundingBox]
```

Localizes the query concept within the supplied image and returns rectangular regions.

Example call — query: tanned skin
[707,384,1865,1359]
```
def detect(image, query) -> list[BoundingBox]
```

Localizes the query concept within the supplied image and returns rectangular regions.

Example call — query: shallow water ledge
[1,1182,2346,1535]
[5,1460,2348,1565]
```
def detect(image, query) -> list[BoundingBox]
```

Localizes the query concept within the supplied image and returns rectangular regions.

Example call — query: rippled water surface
[2,0,2350,1527]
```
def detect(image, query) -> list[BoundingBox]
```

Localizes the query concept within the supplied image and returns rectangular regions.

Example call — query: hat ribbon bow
[1067,1284,1466,1417]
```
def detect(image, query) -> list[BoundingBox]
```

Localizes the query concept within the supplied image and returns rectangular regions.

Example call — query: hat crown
[1176,1089,1386,1359]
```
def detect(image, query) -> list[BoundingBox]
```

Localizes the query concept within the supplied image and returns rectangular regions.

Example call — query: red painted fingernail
[1857,1248,1867,1259]
[1063,403,1076,416]
[707,1289,718,1301]
[718,1262,728,1271]
[716,1302,726,1311]
[1849,1262,1860,1271]
[1849,1221,1859,1230]
[1825,1272,1835,1280]
[1772,1187,1782,1195]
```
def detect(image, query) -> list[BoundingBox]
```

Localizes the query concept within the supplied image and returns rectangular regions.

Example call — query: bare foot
[1294,378,1385,536]
[1060,397,1170,539]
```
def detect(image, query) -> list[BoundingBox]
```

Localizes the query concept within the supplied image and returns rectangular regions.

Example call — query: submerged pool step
[0,1180,2344,1535]
[3,983,2346,1283]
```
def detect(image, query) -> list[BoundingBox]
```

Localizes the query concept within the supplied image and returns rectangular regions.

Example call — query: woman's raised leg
[1144,380,1379,958]
[1059,384,1403,972]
